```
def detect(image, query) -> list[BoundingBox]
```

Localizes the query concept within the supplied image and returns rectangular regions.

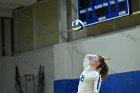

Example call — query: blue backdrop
[54,71,140,93]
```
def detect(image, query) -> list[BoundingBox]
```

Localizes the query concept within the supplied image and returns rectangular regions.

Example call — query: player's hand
[104,57,112,60]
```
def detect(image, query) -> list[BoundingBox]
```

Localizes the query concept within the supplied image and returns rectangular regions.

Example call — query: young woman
[77,54,111,93]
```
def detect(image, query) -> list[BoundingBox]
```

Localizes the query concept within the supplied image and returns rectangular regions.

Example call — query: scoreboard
[78,0,131,26]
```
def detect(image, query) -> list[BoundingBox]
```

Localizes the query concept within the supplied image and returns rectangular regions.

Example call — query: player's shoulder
[92,71,100,77]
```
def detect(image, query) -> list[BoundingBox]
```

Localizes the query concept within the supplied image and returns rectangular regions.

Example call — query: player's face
[90,56,100,67]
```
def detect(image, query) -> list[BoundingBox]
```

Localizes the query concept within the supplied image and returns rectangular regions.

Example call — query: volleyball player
[77,54,111,93]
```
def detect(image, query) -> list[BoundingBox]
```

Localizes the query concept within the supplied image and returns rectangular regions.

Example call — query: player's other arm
[93,74,102,93]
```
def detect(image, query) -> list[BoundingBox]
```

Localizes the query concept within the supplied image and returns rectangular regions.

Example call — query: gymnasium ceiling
[0,0,37,9]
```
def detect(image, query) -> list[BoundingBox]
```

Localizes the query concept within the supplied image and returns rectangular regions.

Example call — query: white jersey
[77,54,102,93]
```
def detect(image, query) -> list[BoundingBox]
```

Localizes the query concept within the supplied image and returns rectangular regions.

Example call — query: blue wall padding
[100,75,112,93]
[54,71,140,93]
[54,79,79,93]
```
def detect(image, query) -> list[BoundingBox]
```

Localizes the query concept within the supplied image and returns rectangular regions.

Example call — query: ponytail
[98,56,109,80]
[100,62,108,80]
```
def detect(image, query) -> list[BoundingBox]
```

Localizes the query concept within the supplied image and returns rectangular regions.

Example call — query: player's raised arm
[83,54,97,69]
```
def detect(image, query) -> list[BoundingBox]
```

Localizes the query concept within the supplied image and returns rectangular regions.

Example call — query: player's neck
[89,66,97,71]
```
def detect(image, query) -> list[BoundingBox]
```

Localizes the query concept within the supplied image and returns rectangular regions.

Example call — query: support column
[58,0,68,42]
[33,7,38,49]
